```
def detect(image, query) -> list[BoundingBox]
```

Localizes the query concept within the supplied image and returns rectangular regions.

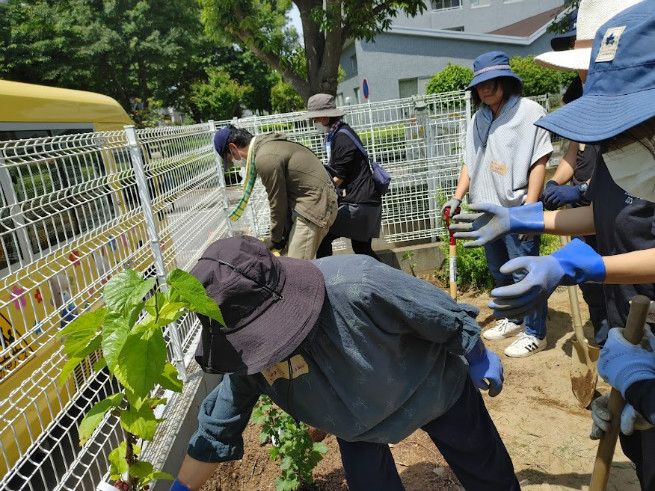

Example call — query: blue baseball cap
[466,51,522,91]
[536,1,655,143]
[213,127,232,160]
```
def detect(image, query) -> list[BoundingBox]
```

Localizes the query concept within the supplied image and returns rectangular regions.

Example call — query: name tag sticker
[490,160,508,176]
[262,354,309,385]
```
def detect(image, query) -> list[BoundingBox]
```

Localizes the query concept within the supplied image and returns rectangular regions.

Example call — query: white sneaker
[483,318,524,340]
[504,332,546,358]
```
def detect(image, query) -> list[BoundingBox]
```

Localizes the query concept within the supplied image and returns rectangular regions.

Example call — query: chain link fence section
[0,124,231,490]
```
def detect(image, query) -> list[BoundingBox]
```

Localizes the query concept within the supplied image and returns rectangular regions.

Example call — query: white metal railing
[0,90,560,490]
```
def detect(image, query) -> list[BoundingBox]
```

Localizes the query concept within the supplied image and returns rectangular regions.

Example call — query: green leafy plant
[426,63,473,94]
[57,269,223,491]
[250,396,328,491]
[402,250,418,277]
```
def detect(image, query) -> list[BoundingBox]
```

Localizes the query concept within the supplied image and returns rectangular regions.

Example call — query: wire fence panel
[0,90,561,491]
[0,125,230,490]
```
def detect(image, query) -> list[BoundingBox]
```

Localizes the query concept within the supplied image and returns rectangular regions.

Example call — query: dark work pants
[575,235,610,346]
[336,378,519,490]
[316,234,380,261]
[620,427,655,491]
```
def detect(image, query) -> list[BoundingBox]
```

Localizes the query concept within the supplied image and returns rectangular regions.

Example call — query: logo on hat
[596,26,626,62]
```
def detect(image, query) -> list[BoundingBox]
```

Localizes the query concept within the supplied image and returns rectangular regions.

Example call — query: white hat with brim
[534,0,643,71]
[534,48,592,71]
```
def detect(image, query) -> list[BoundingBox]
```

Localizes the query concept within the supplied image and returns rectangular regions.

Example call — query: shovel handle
[590,294,650,491]
[443,207,460,300]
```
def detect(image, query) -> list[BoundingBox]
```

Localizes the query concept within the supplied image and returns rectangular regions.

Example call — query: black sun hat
[190,236,326,375]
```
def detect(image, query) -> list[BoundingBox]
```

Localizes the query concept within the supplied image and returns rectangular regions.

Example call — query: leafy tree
[0,0,216,125]
[510,55,577,97]
[199,0,428,102]
[547,0,578,34]
[426,63,473,95]
[271,75,305,113]
[190,69,253,121]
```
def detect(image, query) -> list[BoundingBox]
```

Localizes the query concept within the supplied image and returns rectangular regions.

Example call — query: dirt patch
[202,281,641,491]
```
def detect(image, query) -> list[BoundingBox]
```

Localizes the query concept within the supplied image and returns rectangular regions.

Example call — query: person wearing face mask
[305,93,383,261]
[213,125,338,260]
[449,3,655,486]
[442,51,553,358]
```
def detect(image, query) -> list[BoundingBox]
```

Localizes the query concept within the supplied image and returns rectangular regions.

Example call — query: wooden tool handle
[590,295,650,490]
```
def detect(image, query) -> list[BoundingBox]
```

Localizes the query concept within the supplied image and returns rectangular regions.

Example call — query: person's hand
[539,180,558,210]
[440,197,462,219]
[450,202,544,248]
[488,238,606,318]
[589,393,653,439]
[542,184,582,210]
[263,237,287,252]
[598,326,655,397]
[465,339,504,397]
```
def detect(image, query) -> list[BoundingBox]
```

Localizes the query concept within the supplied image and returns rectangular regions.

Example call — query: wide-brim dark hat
[466,51,522,91]
[190,236,326,375]
[536,2,655,143]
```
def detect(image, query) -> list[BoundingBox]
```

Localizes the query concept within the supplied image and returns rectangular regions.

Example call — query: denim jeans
[336,377,519,490]
[483,233,548,339]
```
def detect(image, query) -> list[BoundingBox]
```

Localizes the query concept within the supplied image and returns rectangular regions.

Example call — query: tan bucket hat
[535,0,643,71]
[305,93,345,118]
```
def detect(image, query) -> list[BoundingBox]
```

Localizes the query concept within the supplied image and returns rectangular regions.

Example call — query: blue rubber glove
[450,202,544,248]
[488,238,606,318]
[465,338,504,397]
[171,479,191,491]
[539,179,558,202]
[598,326,655,397]
[542,184,582,210]
[590,393,653,439]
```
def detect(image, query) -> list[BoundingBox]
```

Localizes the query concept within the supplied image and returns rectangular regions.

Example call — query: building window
[444,26,465,31]
[430,0,462,11]
[470,0,490,7]
[399,78,419,99]
[354,87,361,104]
[350,54,358,76]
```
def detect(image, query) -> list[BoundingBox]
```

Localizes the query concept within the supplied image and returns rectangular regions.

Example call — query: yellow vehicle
[0,81,136,484]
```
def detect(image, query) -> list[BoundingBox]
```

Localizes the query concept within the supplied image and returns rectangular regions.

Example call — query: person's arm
[603,248,655,284]
[453,164,470,200]
[174,375,262,490]
[544,205,596,236]
[525,155,548,204]
[441,165,469,216]
[549,141,578,185]
[174,456,221,491]
[258,157,289,243]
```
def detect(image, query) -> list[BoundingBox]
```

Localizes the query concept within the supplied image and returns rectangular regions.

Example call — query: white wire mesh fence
[0,90,559,490]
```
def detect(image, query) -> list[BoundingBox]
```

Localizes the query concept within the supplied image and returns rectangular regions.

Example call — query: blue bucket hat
[536,1,655,143]
[466,51,522,91]
[213,126,232,160]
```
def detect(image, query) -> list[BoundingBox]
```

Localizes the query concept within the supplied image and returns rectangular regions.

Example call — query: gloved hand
[488,238,606,318]
[590,393,654,439]
[263,237,287,252]
[440,197,462,219]
[170,479,191,491]
[541,184,582,211]
[598,326,655,397]
[465,338,504,397]
[539,180,558,209]
[450,202,544,248]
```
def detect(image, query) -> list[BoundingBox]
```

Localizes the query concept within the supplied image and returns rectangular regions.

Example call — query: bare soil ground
[201,279,641,491]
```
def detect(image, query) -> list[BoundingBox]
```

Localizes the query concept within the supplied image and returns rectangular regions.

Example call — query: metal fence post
[124,124,187,380]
